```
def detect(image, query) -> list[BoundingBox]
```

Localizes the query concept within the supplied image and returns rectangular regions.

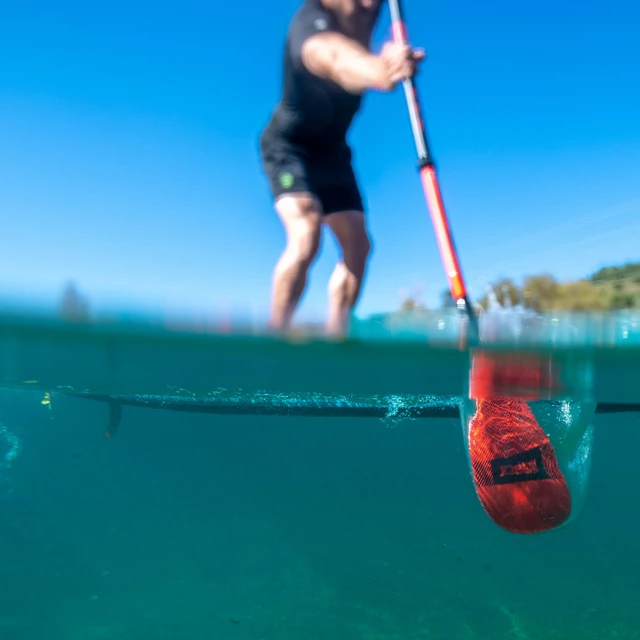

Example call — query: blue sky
[1,0,639,323]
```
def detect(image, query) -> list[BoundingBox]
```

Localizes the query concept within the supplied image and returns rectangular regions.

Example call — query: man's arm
[301,32,389,94]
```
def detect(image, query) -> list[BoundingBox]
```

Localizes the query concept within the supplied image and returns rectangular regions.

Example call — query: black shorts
[259,135,364,215]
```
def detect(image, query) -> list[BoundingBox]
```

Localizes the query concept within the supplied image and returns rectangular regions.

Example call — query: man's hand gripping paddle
[387,0,571,534]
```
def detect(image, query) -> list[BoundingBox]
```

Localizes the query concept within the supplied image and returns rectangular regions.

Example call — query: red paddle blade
[467,352,571,534]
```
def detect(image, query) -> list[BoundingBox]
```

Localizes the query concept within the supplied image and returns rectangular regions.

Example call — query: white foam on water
[0,421,21,499]
[382,394,414,428]
[0,421,21,471]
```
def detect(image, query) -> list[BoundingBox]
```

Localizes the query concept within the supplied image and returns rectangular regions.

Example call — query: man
[259,0,424,335]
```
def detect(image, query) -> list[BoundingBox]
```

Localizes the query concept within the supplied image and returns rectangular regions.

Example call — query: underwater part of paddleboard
[57,388,634,443]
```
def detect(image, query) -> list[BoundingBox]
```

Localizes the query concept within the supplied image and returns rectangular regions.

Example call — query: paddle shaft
[387,0,479,345]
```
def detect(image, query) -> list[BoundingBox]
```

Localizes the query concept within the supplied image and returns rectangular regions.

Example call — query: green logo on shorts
[279,172,294,189]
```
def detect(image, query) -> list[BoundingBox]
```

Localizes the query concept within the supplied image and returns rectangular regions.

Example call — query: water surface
[1,311,639,639]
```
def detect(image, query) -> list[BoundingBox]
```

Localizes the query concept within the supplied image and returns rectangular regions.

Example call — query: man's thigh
[309,149,365,216]
[261,138,364,216]
[260,137,316,202]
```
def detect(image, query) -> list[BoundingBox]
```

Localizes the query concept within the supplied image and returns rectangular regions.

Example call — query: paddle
[387,0,572,534]
[387,0,479,343]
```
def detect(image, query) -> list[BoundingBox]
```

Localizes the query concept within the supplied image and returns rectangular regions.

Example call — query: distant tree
[588,262,640,309]
[609,292,639,309]
[521,274,559,312]
[590,261,640,284]
[609,289,636,309]
[399,297,425,312]
[395,261,640,315]
[589,266,619,284]
[478,278,520,310]
[553,280,609,311]
[59,281,90,321]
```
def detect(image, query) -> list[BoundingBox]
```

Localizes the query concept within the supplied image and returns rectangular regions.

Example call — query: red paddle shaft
[387,0,479,343]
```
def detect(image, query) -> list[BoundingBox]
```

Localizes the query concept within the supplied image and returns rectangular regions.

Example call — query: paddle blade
[462,349,581,534]
[467,397,571,534]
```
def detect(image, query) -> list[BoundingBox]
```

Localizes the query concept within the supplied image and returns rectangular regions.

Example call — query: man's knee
[344,227,372,276]
[358,233,372,262]
[294,227,321,266]
[276,194,322,266]
[326,210,372,270]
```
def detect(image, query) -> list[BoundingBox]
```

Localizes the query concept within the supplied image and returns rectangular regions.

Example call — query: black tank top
[262,0,374,150]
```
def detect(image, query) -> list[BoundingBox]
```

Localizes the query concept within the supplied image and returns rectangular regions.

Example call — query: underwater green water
[1,313,640,639]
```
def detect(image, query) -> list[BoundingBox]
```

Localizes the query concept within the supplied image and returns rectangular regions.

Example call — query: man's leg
[324,210,372,336]
[270,193,323,330]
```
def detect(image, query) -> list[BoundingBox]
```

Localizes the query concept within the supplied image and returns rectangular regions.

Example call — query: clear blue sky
[1,0,639,322]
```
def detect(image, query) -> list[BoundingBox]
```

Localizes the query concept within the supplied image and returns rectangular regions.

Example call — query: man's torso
[262,0,370,151]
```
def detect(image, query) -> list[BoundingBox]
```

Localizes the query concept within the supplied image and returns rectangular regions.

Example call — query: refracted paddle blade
[461,349,594,534]
[467,349,562,401]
